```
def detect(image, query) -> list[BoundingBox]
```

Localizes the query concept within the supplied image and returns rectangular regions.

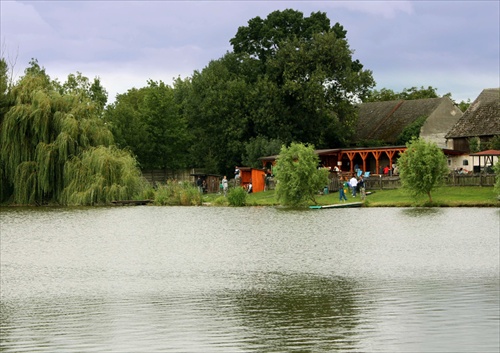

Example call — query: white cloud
[1,0,498,104]
[327,0,414,18]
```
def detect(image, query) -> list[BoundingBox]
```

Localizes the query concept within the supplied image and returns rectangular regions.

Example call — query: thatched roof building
[445,88,500,152]
[355,96,463,148]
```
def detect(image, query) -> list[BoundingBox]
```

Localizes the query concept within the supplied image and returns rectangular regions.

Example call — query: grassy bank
[203,186,499,207]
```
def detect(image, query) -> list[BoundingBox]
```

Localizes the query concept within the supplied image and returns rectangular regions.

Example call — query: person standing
[339,176,348,202]
[358,175,366,200]
[196,176,203,193]
[222,176,228,197]
[349,175,358,197]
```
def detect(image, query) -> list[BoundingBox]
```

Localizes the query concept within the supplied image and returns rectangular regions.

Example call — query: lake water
[1,206,499,352]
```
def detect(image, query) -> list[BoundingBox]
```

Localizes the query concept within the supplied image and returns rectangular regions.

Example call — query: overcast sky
[1,1,499,104]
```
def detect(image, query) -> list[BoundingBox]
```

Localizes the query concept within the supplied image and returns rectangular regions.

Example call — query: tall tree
[0,59,143,205]
[230,9,375,147]
[58,72,108,115]
[140,80,190,170]
[274,142,329,206]
[186,55,252,175]
[397,138,448,203]
[104,80,192,171]
[104,87,149,156]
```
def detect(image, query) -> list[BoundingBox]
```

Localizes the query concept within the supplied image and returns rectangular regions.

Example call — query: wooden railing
[327,173,496,191]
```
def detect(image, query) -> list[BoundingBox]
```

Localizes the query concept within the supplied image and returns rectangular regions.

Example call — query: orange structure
[260,146,462,175]
[239,167,266,193]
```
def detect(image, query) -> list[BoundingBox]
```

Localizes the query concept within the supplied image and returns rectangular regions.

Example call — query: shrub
[212,196,228,206]
[494,160,500,197]
[274,142,329,206]
[227,187,247,206]
[153,181,201,206]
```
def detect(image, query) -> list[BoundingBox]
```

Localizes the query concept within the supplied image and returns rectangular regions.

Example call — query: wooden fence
[327,173,496,191]
[141,170,496,192]
[141,169,197,185]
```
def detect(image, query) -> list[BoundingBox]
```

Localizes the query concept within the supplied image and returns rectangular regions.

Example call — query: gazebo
[469,150,500,173]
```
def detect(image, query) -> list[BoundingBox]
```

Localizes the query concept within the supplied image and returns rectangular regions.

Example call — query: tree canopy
[0,59,143,205]
[274,142,329,206]
[397,138,449,203]
[364,86,440,102]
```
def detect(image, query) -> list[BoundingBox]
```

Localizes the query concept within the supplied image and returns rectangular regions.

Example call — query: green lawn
[204,186,499,207]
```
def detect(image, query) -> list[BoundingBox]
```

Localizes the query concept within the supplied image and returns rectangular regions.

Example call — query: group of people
[219,168,252,197]
[338,174,366,202]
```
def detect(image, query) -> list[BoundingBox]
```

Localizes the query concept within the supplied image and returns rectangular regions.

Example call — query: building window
[463,160,469,166]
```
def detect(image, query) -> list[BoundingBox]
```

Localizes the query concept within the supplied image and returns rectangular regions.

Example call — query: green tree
[456,98,471,112]
[397,138,449,203]
[468,136,481,153]
[57,71,108,115]
[365,86,439,102]
[0,59,143,205]
[241,136,283,169]
[395,115,427,145]
[230,9,375,147]
[140,80,190,170]
[274,142,329,206]
[104,80,192,171]
[186,55,251,175]
[494,160,500,197]
[104,87,149,158]
[487,135,500,150]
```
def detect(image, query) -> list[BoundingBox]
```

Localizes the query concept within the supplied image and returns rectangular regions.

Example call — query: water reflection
[1,207,499,352]
[218,273,362,351]
[400,207,443,217]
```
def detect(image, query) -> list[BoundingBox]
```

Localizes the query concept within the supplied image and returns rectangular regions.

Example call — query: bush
[494,160,500,197]
[274,142,329,206]
[212,196,228,206]
[153,181,201,206]
[227,187,247,206]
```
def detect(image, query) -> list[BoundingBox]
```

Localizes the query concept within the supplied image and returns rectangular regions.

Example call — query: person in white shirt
[222,176,228,197]
[349,175,358,197]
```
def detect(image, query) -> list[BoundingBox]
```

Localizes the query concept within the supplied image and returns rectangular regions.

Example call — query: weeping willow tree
[0,59,144,205]
[61,146,143,205]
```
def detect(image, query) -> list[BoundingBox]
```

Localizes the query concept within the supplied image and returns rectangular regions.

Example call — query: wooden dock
[310,202,363,209]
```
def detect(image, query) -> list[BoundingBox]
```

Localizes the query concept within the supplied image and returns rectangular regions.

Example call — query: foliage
[468,136,481,153]
[494,160,500,196]
[355,139,388,148]
[0,59,143,205]
[61,146,144,205]
[228,9,375,148]
[105,10,375,177]
[456,98,471,112]
[227,186,247,206]
[241,136,282,168]
[186,54,252,175]
[274,142,329,206]
[105,80,191,171]
[486,135,500,150]
[396,115,427,145]
[141,80,190,170]
[397,138,449,203]
[0,58,13,121]
[365,86,439,102]
[211,195,228,206]
[153,181,202,206]
[57,71,108,115]
[104,88,149,158]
